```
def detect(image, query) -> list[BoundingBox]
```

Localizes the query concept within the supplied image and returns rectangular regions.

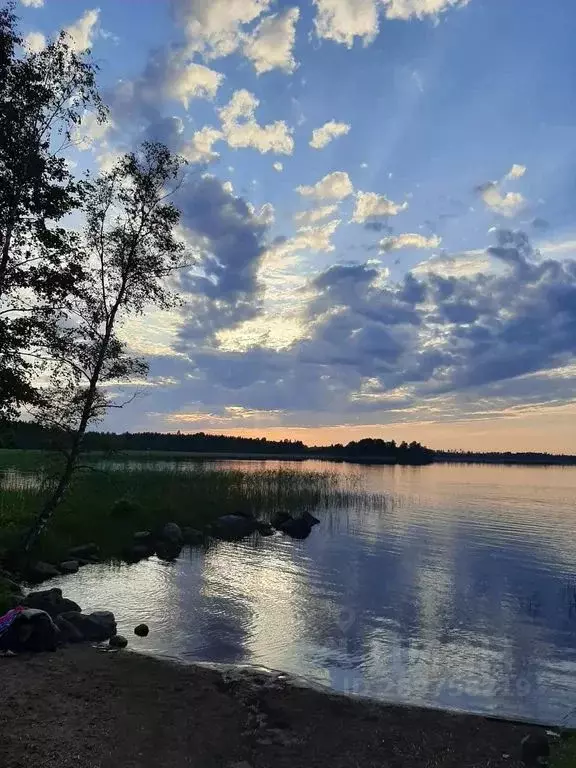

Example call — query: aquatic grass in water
[0,454,384,562]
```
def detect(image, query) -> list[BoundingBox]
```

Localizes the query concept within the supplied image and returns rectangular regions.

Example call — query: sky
[17,0,576,452]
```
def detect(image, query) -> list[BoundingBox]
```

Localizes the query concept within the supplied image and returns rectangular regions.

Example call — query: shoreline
[1,644,545,768]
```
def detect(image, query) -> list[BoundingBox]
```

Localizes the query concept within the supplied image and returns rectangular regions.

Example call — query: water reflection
[41,463,576,725]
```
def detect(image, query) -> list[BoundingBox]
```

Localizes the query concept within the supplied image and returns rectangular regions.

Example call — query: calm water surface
[42,461,576,725]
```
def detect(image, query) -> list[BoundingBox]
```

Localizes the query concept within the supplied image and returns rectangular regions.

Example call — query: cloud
[352,191,408,223]
[23,31,46,53]
[21,0,44,7]
[280,219,341,255]
[167,62,224,107]
[64,9,100,53]
[309,120,351,149]
[313,0,468,48]
[478,181,526,218]
[297,171,353,200]
[294,204,339,226]
[182,125,223,164]
[273,162,284,172]
[171,0,271,59]
[73,111,114,150]
[174,175,272,344]
[380,233,442,252]
[505,163,527,181]
[243,8,300,74]
[218,89,294,155]
[313,0,379,47]
[383,0,470,20]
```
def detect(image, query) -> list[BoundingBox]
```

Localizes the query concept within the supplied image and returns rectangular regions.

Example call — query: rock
[276,516,313,540]
[0,609,59,653]
[234,510,255,520]
[60,610,117,641]
[25,561,60,584]
[155,541,182,561]
[123,544,152,563]
[212,514,258,541]
[58,560,79,574]
[181,527,204,545]
[521,734,550,766]
[109,634,128,649]
[68,543,99,559]
[161,522,183,544]
[133,531,152,542]
[23,588,81,618]
[271,511,292,529]
[255,521,275,536]
[54,615,84,644]
[134,623,149,637]
[302,511,320,526]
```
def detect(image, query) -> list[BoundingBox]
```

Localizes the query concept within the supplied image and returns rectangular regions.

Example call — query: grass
[0,449,380,566]
[551,736,576,767]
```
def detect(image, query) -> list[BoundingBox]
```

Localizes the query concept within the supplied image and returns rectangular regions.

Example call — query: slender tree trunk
[22,285,126,553]
[0,217,15,299]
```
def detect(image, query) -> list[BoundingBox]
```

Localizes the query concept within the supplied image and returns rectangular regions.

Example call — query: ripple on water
[43,461,576,726]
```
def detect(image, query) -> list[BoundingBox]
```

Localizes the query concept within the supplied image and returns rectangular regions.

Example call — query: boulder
[133,531,152,542]
[60,610,117,641]
[0,609,59,653]
[302,511,320,526]
[255,521,275,537]
[54,615,84,644]
[109,634,128,649]
[123,544,152,563]
[134,623,149,637]
[274,515,313,540]
[68,543,99,559]
[271,512,292,530]
[155,541,182,562]
[23,588,81,618]
[181,527,204,545]
[160,522,183,544]
[59,560,79,574]
[25,561,60,584]
[212,514,258,541]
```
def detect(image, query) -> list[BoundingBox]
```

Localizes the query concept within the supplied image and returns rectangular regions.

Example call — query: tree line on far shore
[0,421,435,462]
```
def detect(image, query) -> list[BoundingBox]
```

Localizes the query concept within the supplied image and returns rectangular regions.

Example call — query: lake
[42,460,576,726]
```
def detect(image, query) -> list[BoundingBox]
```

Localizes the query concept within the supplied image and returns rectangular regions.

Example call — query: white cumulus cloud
[313,0,379,47]
[168,62,224,107]
[505,163,527,181]
[21,0,44,7]
[379,233,441,252]
[309,120,351,149]
[383,0,470,20]
[352,191,408,222]
[243,8,300,74]
[273,162,284,172]
[23,31,46,53]
[73,111,114,150]
[294,204,340,227]
[182,125,223,164]
[219,89,294,155]
[297,171,353,200]
[173,0,271,59]
[478,182,526,218]
[64,8,100,53]
[313,0,469,48]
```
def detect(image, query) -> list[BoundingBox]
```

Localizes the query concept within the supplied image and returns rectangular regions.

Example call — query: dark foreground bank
[0,646,545,768]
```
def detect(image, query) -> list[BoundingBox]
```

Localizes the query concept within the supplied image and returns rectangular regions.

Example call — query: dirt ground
[0,645,542,768]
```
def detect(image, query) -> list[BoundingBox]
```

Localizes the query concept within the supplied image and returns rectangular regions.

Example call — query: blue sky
[18,0,576,451]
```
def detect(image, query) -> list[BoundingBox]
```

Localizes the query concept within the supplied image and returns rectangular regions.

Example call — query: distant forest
[1,420,575,465]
